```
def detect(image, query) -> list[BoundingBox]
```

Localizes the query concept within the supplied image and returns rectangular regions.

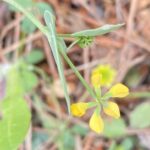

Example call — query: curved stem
[66,39,79,51]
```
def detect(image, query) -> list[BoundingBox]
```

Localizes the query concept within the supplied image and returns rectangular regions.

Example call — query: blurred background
[0,0,150,150]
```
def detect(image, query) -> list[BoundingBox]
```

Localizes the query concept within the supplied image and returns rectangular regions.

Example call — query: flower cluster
[71,65,129,133]
[77,36,94,48]
[91,64,116,87]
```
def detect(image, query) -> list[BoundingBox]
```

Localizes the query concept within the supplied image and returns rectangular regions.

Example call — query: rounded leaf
[130,102,150,128]
[104,118,126,138]
[0,98,31,150]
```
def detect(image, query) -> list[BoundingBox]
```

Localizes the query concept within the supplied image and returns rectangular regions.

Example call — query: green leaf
[57,37,67,52]
[121,138,134,150]
[71,125,88,136]
[112,138,134,150]
[21,2,53,34]
[6,67,24,97]
[104,118,126,138]
[6,63,38,97]
[20,69,38,92]
[72,24,124,37]
[32,132,49,150]
[108,142,117,150]
[125,68,143,88]
[44,10,71,113]
[9,0,33,12]
[21,17,37,34]
[0,98,31,150]
[115,146,124,150]
[61,131,74,150]
[36,2,54,15]
[24,49,45,64]
[130,102,150,128]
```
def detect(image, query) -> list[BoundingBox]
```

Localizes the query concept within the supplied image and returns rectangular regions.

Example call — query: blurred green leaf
[33,96,61,129]
[71,125,88,136]
[9,0,33,12]
[115,146,124,150]
[20,1,54,34]
[125,68,143,88]
[6,63,38,96]
[72,24,124,37]
[32,132,49,150]
[130,102,150,128]
[44,10,71,113]
[62,131,75,150]
[121,138,134,150]
[57,37,67,52]
[104,118,126,138]
[9,0,37,34]
[6,67,24,97]
[108,142,117,150]
[0,98,31,150]
[36,2,54,15]
[109,138,134,150]
[4,0,47,34]
[24,49,45,64]
[20,69,38,92]
[21,17,37,34]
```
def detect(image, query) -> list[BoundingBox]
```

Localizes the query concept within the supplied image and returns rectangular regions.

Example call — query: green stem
[94,87,101,102]
[87,102,97,108]
[58,34,74,38]
[67,40,79,51]
[58,48,96,99]
[128,92,150,99]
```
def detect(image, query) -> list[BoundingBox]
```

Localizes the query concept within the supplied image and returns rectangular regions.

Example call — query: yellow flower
[91,72,101,88]
[89,111,104,133]
[109,83,129,98]
[71,102,88,117]
[91,64,116,87]
[103,101,120,119]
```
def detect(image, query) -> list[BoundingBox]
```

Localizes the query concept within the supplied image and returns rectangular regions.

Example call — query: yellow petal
[109,83,129,98]
[91,72,101,88]
[103,101,120,119]
[89,111,104,133]
[71,102,88,117]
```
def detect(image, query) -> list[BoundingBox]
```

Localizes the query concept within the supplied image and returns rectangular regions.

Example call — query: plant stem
[128,92,150,99]
[58,48,96,100]
[58,34,74,38]
[88,102,97,108]
[66,40,79,51]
